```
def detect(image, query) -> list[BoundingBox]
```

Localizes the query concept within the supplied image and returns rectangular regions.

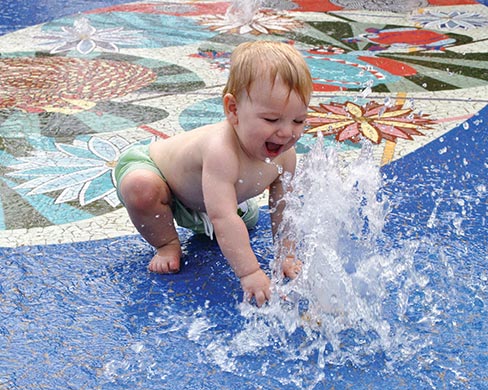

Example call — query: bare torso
[149,120,289,211]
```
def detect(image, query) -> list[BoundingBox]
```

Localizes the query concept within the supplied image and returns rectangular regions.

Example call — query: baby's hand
[282,255,302,279]
[240,269,271,307]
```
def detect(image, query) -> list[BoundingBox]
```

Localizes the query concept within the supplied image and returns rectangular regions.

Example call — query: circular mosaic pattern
[1,55,156,114]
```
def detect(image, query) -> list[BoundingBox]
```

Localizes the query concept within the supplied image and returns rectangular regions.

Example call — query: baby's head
[223,41,313,106]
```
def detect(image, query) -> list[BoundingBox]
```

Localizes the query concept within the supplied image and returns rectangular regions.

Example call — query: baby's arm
[214,202,271,305]
[202,153,271,306]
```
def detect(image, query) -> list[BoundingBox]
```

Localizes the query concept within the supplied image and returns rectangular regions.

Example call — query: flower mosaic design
[0,55,156,114]
[198,9,302,35]
[411,10,488,31]
[306,101,434,144]
[36,17,143,55]
[42,12,216,49]
[7,135,142,207]
[0,52,205,138]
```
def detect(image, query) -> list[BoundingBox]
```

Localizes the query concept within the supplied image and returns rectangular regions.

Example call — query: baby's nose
[277,125,293,138]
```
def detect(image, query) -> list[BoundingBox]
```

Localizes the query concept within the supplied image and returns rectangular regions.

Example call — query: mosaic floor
[0,0,487,389]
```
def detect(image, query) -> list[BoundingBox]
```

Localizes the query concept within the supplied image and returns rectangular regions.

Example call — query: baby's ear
[223,93,238,125]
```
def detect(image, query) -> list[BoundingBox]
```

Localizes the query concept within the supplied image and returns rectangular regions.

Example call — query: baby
[115,40,313,306]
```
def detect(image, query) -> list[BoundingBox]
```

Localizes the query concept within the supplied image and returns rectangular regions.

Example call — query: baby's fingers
[254,290,267,307]
[244,289,271,307]
[283,257,302,279]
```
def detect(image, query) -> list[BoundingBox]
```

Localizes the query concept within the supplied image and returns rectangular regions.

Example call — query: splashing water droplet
[225,0,261,24]
[265,157,283,174]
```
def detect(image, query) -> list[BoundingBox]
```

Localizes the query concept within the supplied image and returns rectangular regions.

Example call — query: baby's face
[234,76,308,161]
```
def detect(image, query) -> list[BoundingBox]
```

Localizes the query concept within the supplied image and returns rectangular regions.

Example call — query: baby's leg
[119,169,182,273]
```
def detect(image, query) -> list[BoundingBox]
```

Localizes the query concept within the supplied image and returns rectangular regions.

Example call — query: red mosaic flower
[306,101,434,144]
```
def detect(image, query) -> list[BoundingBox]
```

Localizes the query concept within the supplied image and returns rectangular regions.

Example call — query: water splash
[225,0,261,24]
[221,134,435,373]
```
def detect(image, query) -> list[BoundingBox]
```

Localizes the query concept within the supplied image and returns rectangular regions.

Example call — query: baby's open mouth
[265,142,281,154]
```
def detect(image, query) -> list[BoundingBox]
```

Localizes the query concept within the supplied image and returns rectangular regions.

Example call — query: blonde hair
[223,41,313,105]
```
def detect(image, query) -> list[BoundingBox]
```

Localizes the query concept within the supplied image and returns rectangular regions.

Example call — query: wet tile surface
[0,1,487,389]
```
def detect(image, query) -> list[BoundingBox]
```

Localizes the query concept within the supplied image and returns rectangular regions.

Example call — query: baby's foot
[148,239,182,274]
[282,256,302,279]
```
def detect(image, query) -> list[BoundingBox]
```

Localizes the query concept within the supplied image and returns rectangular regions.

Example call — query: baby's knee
[120,174,169,211]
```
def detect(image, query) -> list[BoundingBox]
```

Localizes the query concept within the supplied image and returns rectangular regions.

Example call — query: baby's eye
[293,119,305,124]
[264,118,279,122]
